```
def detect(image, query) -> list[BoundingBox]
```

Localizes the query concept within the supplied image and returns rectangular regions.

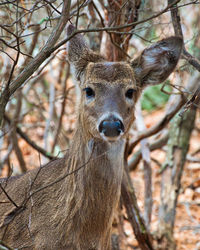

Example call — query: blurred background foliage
[141,82,172,111]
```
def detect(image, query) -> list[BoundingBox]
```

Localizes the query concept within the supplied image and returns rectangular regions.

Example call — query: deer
[0,24,182,250]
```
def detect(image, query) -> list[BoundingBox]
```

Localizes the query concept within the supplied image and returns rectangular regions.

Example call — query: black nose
[99,119,124,137]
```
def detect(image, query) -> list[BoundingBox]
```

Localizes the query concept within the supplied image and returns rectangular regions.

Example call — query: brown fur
[0,25,182,250]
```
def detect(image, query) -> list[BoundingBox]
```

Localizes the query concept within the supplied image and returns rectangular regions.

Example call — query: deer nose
[99,119,124,138]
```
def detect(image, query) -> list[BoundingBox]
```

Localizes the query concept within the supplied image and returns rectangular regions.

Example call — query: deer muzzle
[98,116,124,140]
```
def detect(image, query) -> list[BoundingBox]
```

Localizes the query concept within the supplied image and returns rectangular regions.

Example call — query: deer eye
[125,89,135,99]
[83,87,95,98]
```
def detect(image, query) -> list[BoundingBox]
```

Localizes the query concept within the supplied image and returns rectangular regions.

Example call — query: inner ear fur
[131,36,183,87]
[67,25,104,81]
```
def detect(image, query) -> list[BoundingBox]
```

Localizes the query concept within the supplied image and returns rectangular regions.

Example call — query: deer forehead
[84,62,136,86]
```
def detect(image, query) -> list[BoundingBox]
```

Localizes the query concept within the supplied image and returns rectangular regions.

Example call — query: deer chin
[99,133,123,143]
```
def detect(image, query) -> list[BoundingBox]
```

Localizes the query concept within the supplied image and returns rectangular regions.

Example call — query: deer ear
[67,24,103,81]
[131,37,183,87]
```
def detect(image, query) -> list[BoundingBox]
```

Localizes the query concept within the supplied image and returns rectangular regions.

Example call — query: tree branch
[169,0,200,72]
[4,114,55,160]
[0,0,71,128]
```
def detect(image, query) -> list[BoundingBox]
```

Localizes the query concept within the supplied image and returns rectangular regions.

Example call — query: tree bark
[121,166,154,250]
[103,0,141,61]
[157,104,197,249]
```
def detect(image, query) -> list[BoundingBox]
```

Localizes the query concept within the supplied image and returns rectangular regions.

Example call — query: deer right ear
[67,25,103,81]
[131,37,183,88]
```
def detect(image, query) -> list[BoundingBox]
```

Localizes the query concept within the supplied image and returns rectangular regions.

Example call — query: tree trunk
[157,105,197,249]
[121,160,154,250]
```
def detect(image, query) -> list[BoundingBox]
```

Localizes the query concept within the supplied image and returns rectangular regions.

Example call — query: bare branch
[128,132,168,171]
[4,114,55,160]
[54,0,182,51]
[169,0,200,72]
[0,0,71,128]
[9,0,71,97]
[0,183,18,209]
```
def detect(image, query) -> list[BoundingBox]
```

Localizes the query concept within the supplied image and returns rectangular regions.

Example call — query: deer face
[67,25,183,142]
[79,62,138,141]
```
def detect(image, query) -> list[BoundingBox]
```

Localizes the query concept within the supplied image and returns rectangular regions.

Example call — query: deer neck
[63,120,125,246]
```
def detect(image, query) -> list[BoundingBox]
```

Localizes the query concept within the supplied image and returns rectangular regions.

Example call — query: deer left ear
[131,37,183,87]
[67,24,103,81]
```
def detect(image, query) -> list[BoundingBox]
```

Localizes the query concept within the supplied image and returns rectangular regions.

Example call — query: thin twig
[51,62,70,153]
[0,183,19,208]
[4,114,55,160]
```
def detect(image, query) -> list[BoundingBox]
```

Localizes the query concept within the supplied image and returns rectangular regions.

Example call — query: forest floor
[1,109,200,250]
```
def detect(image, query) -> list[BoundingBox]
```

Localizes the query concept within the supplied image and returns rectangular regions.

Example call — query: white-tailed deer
[0,25,182,249]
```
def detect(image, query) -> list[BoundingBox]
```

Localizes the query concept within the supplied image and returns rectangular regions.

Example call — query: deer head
[67,25,182,142]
